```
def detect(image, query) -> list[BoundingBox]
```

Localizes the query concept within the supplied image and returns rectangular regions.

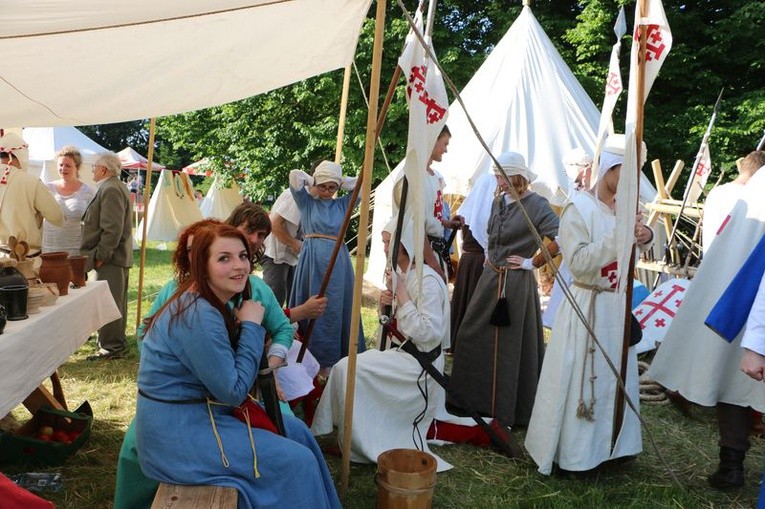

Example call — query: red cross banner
[615,0,673,293]
[395,6,449,297]
[633,278,690,354]
[687,144,712,203]
[592,7,627,184]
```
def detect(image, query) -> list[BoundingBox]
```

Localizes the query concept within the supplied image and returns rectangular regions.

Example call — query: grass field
[2,245,763,508]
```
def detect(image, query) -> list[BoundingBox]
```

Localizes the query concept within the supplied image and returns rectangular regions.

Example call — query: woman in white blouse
[42,146,96,255]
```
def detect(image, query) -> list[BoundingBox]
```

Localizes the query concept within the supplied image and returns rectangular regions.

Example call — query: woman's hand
[235,300,265,325]
[301,295,327,320]
[634,213,652,245]
[379,289,394,308]
[507,255,533,271]
[740,348,765,382]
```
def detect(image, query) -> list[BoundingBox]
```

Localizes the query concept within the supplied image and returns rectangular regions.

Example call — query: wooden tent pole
[340,0,386,498]
[135,117,157,331]
[335,65,353,164]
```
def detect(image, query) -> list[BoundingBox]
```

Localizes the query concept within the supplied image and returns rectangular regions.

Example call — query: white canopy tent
[364,5,657,287]
[22,126,110,188]
[200,176,244,221]
[135,170,204,242]
[118,147,166,170]
[0,0,372,127]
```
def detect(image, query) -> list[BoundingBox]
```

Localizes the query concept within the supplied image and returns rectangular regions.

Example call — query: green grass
[2,246,763,508]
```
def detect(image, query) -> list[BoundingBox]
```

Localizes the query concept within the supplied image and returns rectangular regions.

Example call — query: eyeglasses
[317,183,339,193]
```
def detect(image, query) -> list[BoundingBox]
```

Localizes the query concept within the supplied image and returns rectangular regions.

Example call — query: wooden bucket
[375,449,436,509]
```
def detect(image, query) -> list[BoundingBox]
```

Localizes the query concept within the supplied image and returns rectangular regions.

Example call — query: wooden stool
[151,483,237,509]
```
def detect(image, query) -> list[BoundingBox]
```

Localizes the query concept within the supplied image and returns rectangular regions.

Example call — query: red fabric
[427,419,491,447]
[233,399,279,434]
[0,473,55,509]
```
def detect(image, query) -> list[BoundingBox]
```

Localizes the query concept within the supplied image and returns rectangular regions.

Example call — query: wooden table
[0,280,120,418]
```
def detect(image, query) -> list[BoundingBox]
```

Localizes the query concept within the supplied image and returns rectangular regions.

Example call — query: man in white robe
[526,136,653,474]
[311,224,452,471]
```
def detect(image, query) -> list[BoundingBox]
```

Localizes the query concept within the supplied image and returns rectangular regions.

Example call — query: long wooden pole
[335,65,353,164]
[340,0,386,498]
[613,0,647,447]
[135,117,157,330]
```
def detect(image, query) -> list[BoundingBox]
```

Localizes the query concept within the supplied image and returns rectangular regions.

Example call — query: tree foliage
[82,1,764,200]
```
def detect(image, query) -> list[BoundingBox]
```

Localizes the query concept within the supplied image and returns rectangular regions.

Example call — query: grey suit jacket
[81,176,133,270]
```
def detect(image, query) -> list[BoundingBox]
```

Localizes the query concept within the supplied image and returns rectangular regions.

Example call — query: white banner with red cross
[632,278,690,354]
[687,144,712,204]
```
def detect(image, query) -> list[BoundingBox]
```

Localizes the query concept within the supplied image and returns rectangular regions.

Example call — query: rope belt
[304,233,337,241]
[138,389,261,478]
[571,280,616,422]
[485,259,511,416]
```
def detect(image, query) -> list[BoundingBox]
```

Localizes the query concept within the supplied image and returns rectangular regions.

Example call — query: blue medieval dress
[135,293,340,509]
[288,186,365,368]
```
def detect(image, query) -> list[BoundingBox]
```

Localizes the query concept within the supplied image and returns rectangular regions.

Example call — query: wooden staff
[135,117,157,330]
[613,0,647,448]
[340,0,386,497]
[335,65,352,164]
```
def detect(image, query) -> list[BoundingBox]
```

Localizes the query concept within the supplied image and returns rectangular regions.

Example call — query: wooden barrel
[376,449,436,509]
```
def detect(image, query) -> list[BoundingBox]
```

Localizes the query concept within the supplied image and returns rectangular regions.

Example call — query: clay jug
[68,255,88,288]
[39,251,73,296]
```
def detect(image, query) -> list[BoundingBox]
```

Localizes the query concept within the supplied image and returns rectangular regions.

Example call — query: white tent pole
[335,65,352,164]
[135,117,157,331]
[339,0,386,498]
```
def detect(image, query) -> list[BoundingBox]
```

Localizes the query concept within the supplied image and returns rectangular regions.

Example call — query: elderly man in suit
[81,151,132,360]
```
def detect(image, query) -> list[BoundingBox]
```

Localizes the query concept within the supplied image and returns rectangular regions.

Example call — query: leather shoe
[86,350,125,361]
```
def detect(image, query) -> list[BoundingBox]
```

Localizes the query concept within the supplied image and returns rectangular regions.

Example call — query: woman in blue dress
[135,223,340,509]
[288,161,365,371]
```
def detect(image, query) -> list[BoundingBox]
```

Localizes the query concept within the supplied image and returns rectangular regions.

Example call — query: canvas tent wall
[364,5,657,288]
[136,170,203,242]
[0,1,373,127]
[22,126,110,188]
[200,176,244,220]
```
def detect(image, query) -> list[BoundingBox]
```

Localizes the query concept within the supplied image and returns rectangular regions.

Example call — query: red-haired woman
[135,224,339,508]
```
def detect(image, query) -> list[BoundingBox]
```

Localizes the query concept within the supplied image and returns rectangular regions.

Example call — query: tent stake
[135,117,157,332]
[340,0,386,499]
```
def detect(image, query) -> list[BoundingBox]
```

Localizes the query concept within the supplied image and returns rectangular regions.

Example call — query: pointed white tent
[118,147,166,170]
[364,5,657,287]
[23,126,111,188]
[200,176,244,221]
[136,170,203,242]
[0,0,372,127]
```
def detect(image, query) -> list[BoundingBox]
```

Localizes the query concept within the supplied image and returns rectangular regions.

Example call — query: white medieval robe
[310,265,452,471]
[526,191,642,474]
[648,169,765,412]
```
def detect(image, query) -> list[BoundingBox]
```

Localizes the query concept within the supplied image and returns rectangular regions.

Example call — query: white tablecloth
[0,281,120,418]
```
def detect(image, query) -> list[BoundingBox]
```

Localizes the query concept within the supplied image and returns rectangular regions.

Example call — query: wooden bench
[151,483,237,509]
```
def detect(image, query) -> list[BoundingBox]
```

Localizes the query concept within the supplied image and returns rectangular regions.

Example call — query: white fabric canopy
[136,170,203,242]
[364,5,657,287]
[118,147,166,170]
[23,126,111,188]
[0,0,372,127]
[200,176,244,220]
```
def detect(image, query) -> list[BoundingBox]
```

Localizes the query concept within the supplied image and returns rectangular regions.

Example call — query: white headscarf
[493,151,536,182]
[312,161,343,186]
[0,132,29,170]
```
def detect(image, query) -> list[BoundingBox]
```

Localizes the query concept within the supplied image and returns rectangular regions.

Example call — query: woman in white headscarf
[42,145,96,254]
[448,151,559,428]
[287,161,365,372]
[526,134,653,475]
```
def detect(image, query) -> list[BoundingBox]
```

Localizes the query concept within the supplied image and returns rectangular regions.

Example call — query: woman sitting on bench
[135,223,340,509]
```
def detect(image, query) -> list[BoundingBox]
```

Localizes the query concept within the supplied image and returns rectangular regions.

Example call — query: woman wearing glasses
[288,161,365,374]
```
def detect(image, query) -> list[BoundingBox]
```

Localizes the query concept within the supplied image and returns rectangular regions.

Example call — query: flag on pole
[393,6,448,300]
[615,0,673,295]
[592,7,627,184]
[687,144,712,203]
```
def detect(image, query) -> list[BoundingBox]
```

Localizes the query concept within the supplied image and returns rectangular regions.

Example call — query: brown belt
[572,281,617,294]
[304,234,338,241]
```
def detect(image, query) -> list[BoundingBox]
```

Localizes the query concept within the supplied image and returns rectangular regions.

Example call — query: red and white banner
[592,7,627,184]
[687,144,712,203]
[616,0,672,295]
[632,278,690,353]
[395,7,448,295]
